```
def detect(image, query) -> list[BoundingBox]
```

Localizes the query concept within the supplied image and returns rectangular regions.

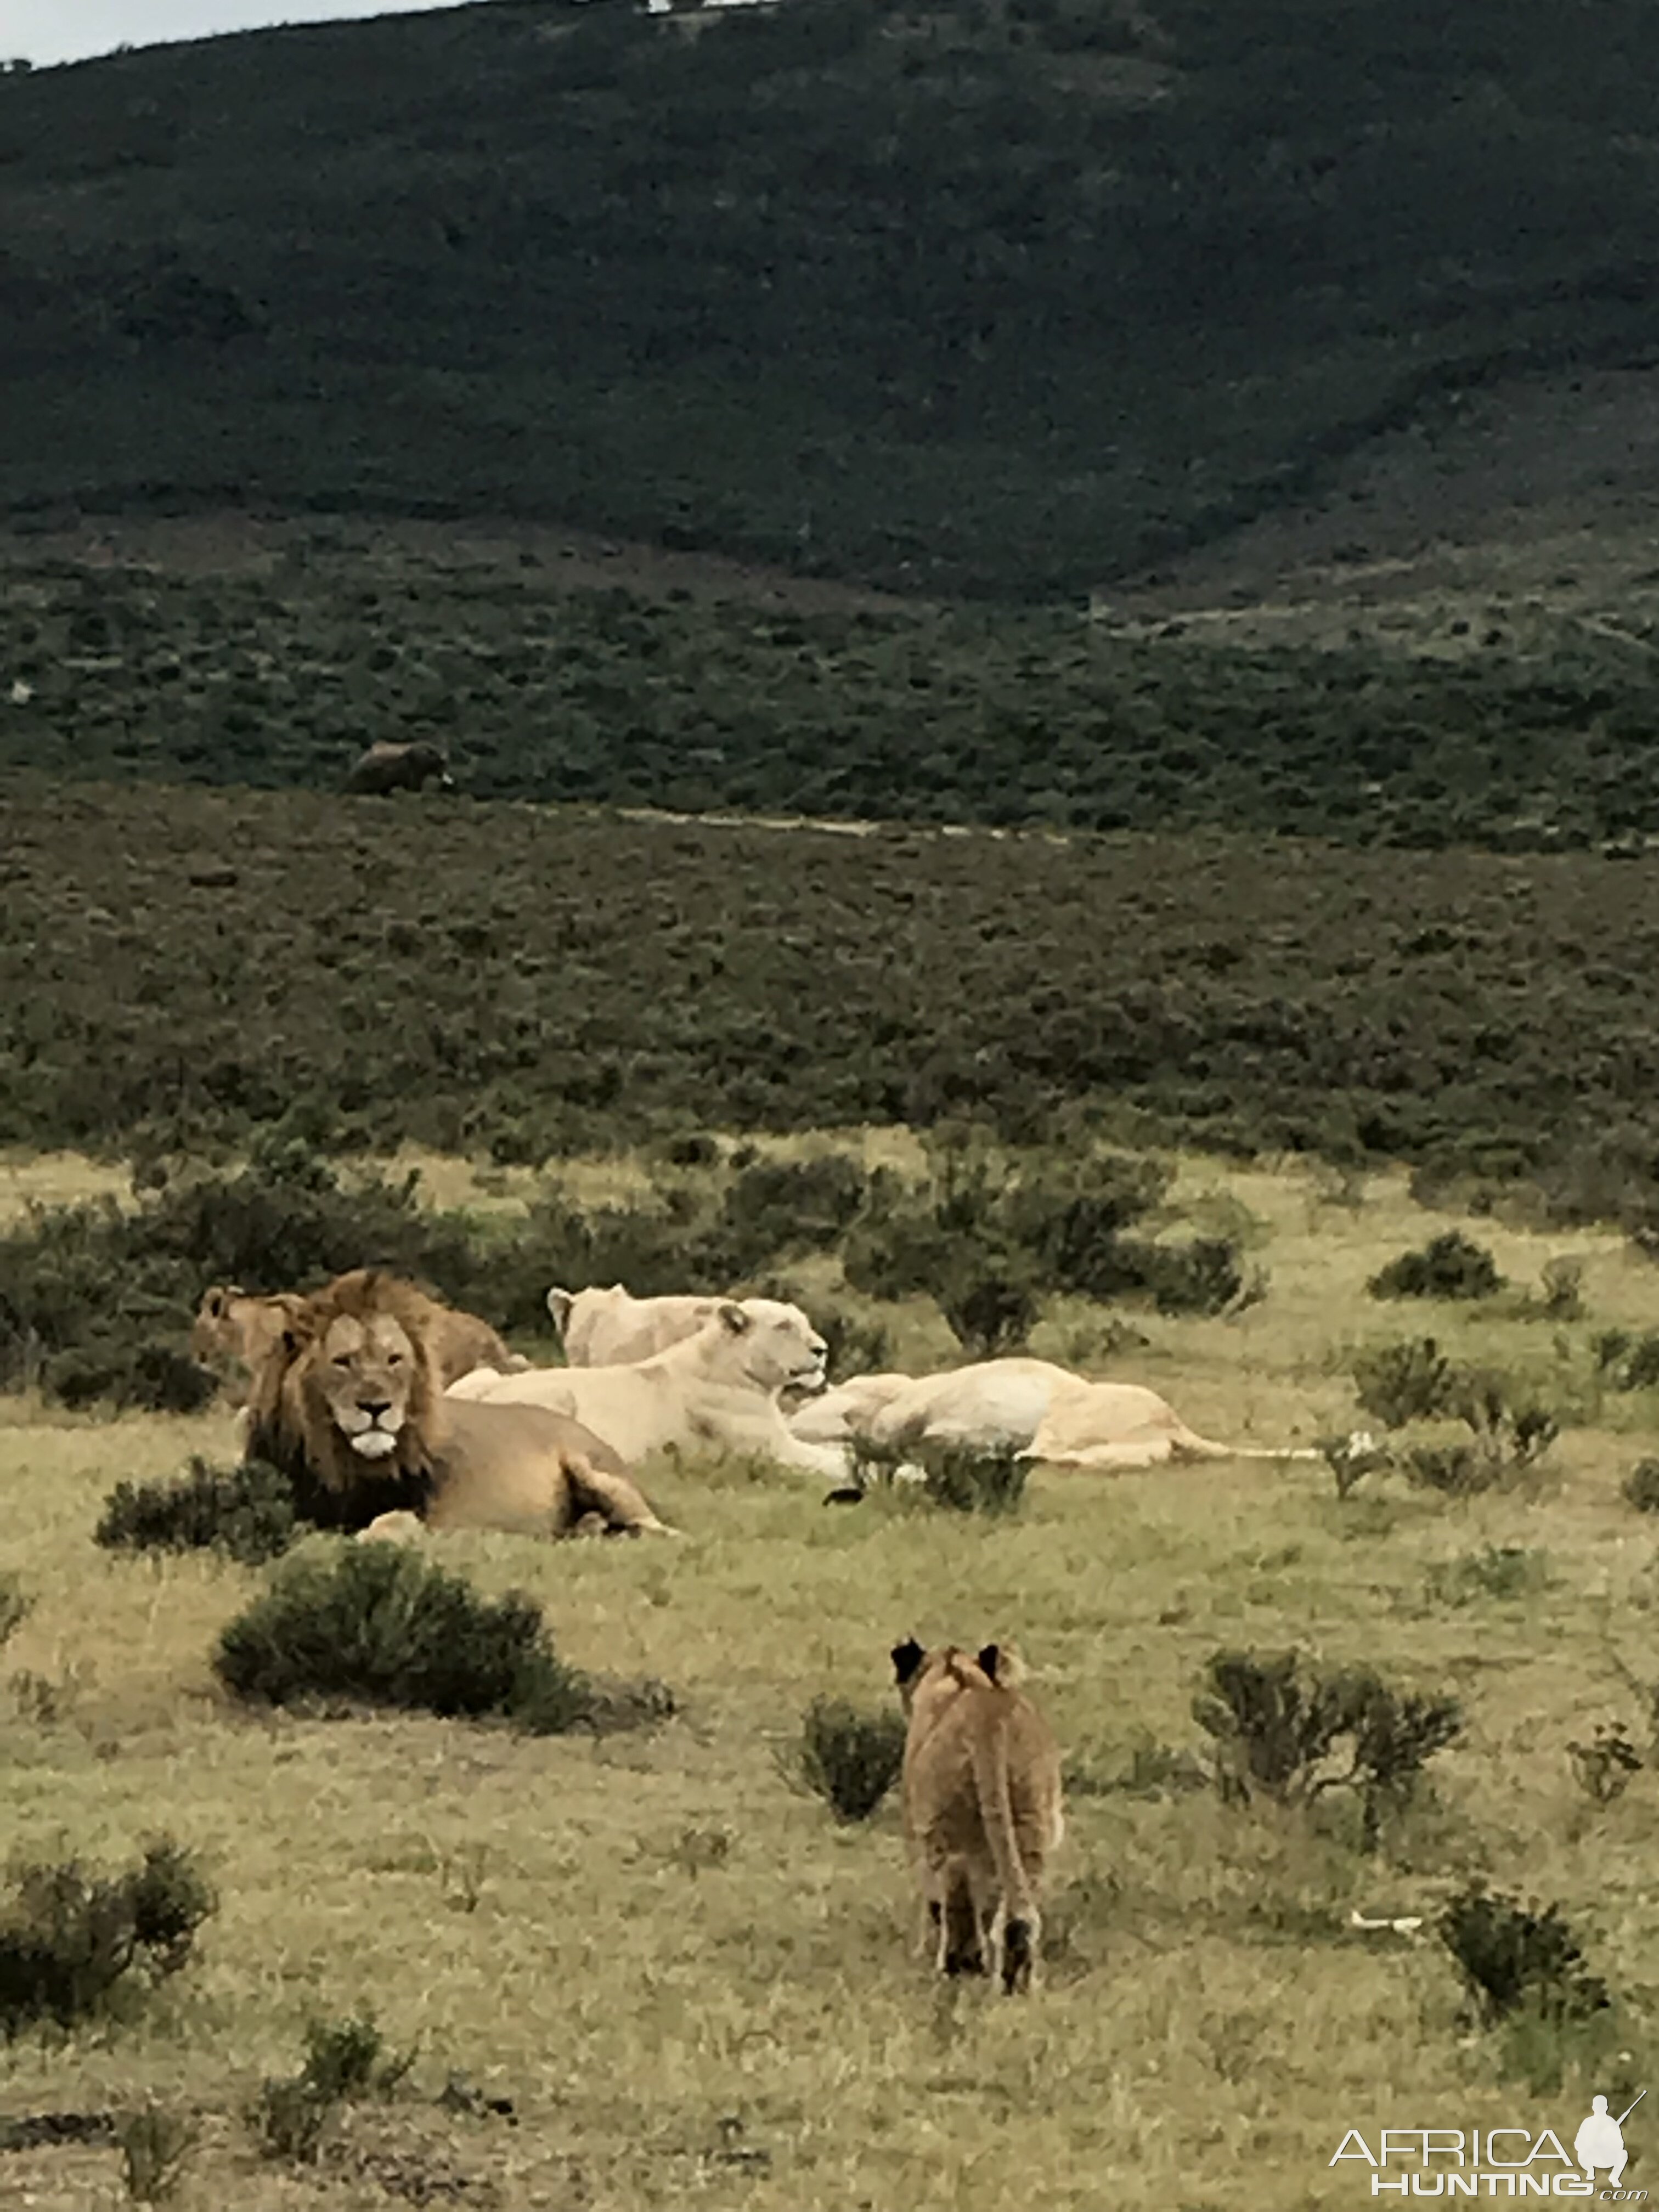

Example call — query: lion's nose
[359,1401,392,1423]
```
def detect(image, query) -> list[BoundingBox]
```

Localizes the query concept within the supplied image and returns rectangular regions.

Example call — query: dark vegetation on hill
[7,780,1659,1222]
[5,0,1659,595]
[10,551,1659,853]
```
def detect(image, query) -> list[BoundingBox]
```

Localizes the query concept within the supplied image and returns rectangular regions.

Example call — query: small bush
[1596,1329,1659,1392]
[1438,1886,1610,2025]
[1538,1256,1585,1321]
[1623,1458,1659,1514]
[1133,1236,1245,1317]
[116,2104,198,2204]
[1369,1231,1503,1302]
[1352,1338,1459,1429]
[250,2008,414,2165]
[1567,1722,1643,1807]
[214,1544,601,1734]
[43,1339,221,1417]
[0,1838,216,2039]
[95,1458,298,1568]
[1193,1649,1462,1852]
[719,1153,867,1266]
[935,1264,1040,1357]
[791,1696,907,1821]
[918,1441,1030,1517]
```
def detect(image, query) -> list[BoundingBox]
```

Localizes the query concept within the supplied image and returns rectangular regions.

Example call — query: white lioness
[801,1357,1317,1471]
[787,1372,916,1445]
[548,1284,726,1368]
[449,1300,852,1479]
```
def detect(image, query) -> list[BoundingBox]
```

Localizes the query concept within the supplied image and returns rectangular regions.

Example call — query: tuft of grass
[0,1838,216,2040]
[95,1456,299,1567]
[788,1697,907,1822]
[1623,1458,1659,1514]
[1426,1547,1550,1607]
[212,1542,607,1734]
[1566,1722,1644,1807]
[0,1572,31,1650]
[116,2104,199,2204]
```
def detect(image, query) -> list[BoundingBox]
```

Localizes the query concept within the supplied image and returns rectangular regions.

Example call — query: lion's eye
[387,1353,404,1368]
[332,1355,353,1369]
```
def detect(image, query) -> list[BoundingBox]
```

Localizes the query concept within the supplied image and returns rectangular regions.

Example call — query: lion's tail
[1171,1425,1322,1464]
[967,1701,1035,1932]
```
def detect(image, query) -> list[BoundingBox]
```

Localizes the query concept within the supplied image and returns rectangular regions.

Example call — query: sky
[0,2,466,69]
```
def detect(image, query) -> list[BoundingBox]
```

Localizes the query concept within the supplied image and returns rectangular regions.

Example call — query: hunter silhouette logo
[1577,2095,1643,2191]
[1330,2089,1646,2197]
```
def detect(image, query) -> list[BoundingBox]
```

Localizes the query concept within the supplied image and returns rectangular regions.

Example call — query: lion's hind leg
[564,1454,675,1537]
[938,1864,987,1979]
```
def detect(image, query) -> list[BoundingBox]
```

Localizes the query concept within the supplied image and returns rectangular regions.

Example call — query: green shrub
[116,2104,198,2204]
[212,1543,603,1734]
[1193,1649,1462,1852]
[790,1696,907,1822]
[1595,1329,1659,1392]
[917,1441,1030,1517]
[0,1839,216,2039]
[1368,1230,1503,1302]
[719,1154,867,1266]
[1566,1722,1643,1807]
[1538,1256,1585,1321]
[1623,1458,1659,1514]
[95,1458,298,1567]
[1438,1887,1610,2025]
[1351,1338,1459,1429]
[934,1265,1040,1358]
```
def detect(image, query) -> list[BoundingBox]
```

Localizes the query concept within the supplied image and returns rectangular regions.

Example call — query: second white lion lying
[448,1297,855,1479]
[793,1357,1318,1472]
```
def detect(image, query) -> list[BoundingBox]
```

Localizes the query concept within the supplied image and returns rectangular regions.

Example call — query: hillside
[9,777,1659,1219]
[6,0,1659,596]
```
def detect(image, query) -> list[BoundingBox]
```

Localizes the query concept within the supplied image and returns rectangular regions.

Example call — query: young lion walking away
[890,1638,1064,1995]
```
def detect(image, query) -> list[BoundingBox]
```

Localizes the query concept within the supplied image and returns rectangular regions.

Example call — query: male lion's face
[720,1300,828,1398]
[306,1311,420,1461]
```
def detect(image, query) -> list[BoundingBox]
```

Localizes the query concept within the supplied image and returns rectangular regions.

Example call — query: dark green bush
[212,1543,603,1734]
[1623,1458,1659,1514]
[1193,1650,1462,1851]
[934,1266,1041,1358]
[1595,1329,1659,1392]
[1351,1338,1459,1429]
[1368,1230,1504,1302]
[917,1442,1030,1517]
[95,1458,298,1567]
[719,1154,868,1266]
[1131,1236,1245,1317]
[0,1839,216,2039]
[791,1697,907,1822]
[1438,1887,1610,2025]
[1566,1722,1643,1807]
[249,2009,412,2166]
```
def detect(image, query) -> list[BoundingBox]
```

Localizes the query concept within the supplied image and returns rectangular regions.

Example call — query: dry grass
[3,1149,1659,2207]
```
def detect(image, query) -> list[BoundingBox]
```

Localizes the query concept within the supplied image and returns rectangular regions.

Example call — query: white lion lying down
[791,1357,1318,1472]
[449,1298,856,1479]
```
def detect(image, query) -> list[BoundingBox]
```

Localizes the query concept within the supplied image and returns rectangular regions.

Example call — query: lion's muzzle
[340,1401,405,1459]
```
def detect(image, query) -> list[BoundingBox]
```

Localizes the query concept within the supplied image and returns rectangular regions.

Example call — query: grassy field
[4,1146,1659,2208]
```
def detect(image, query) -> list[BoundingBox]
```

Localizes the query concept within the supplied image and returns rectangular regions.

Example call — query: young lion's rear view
[890,1638,1064,1994]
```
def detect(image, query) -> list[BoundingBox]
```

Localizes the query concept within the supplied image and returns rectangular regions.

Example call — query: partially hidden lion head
[191,1284,304,1372]
[245,1270,442,1520]
[890,1638,1025,1722]
[704,1299,827,1399]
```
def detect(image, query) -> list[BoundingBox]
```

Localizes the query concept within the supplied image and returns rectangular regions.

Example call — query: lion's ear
[977,1643,1002,1683]
[546,1288,574,1333]
[718,1301,752,1336]
[891,1637,926,1686]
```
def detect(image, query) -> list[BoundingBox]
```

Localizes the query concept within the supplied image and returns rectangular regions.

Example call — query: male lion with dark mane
[244,1270,672,1542]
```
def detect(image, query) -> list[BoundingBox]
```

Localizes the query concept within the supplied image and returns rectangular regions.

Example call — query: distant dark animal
[343,740,455,795]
